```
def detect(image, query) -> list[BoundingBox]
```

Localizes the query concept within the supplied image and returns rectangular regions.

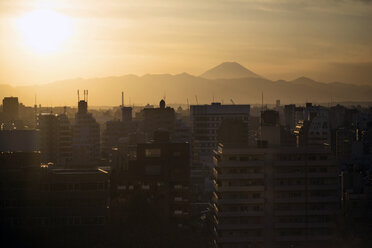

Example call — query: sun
[16,9,73,54]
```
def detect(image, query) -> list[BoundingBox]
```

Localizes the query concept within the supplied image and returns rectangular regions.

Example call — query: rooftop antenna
[77,90,80,102]
[86,90,88,103]
[34,94,37,124]
[260,91,263,139]
[122,91,124,107]
[195,95,199,105]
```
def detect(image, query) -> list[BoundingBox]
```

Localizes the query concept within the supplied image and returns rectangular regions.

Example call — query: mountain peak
[200,62,261,79]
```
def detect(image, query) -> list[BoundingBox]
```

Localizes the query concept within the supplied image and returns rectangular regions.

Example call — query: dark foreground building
[212,144,340,248]
[111,131,190,227]
[0,151,109,247]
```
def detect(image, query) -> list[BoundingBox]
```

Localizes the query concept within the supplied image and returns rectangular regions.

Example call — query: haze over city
[0,1,372,248]
[1,0,372,87]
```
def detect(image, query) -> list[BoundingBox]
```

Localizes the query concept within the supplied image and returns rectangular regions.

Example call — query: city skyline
[0,1,371,247]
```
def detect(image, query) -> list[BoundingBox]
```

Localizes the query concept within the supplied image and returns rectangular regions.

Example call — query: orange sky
[1,0,372,85]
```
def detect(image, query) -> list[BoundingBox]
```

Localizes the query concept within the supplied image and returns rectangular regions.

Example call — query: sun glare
[16,9,73,54]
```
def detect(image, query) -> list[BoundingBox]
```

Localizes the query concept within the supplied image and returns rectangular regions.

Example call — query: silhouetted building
[294,105,330,147]
[121,106,133,123]
[0,150,109,240]
[72,100,100,166]
[260,110,281,146]
[0,130,39,151]
[217,119,249,146]
[38,113,72,166]
[190,102,250,164]
[212,143,339,248]
[142,99,175,140]
[102,94,134,159]
[284,104,296,130]
[111,131,190,227]
[102,120,125,159]
[2,97,19,121]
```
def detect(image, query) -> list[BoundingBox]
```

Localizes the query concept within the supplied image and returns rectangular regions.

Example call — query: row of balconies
[217,223,264,230]
[274,184,339,191]
[274,196,339,203]
[217,174,265,180]
[217,198,264,204]
[216,186,265,192]
[274,222,332,228]
[217,211,264,217]
[274,209,339,216]
[275,172,338,178]
[217,236,263,243]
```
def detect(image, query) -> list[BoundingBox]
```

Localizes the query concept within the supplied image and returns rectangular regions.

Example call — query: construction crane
[230,99,235,105]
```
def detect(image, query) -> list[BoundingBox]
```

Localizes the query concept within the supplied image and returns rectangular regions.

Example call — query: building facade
[72,100,100,166]
[38,113,72,166]
[212,144,340,248]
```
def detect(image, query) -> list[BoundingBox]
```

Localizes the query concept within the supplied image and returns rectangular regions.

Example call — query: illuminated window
[145,148,161,157]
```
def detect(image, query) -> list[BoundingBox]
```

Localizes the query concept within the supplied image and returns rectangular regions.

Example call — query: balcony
[217,186,264,192]
[307,196,339,203]
[218,223,264,230]
[217,161,265,168]
[275,209,338,216]
[218,211,264,217]
[275,223,308,228]
[274,161,306,167]
[217,174,264,180]
[218,198,264,205]
[274,185,306,191]
[307,172,338,178]
[307,184,338,190]
[274,210,307,216]
[274,197,307,203]
[275,235,333,242]
[217,236,263,243]
[275,172,306,178]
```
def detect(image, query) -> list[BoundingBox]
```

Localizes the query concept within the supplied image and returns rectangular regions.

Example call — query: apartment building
[212,144,340,248]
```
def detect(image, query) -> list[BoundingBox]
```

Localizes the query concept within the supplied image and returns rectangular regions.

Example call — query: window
[145,165,161,175]
[145,148,161,157]
[173,151,181,157]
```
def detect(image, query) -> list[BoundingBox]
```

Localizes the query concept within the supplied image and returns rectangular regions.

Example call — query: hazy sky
[1,0,372,85]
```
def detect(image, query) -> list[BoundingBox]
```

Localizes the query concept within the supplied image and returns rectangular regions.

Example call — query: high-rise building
[38,113,72,166]
[102,93,134,159]
[260,110,281,146]
[72,99,100,166]
[0,129,39,152]
[190,102,250,165]
[2,97,19,121]
[212,144,339,248]
[284,104,296,131]
[142,99,175,140]
[294,104,330,147]
[0,151,109,240]
[111,130,190,227]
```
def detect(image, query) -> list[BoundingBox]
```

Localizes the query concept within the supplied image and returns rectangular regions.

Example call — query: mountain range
[0,62,371,106]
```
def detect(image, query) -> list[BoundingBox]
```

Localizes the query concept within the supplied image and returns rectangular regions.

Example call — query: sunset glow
[16,9,73,53]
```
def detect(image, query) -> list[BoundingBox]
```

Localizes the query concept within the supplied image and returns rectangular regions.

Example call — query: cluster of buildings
[0,94,371,247]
